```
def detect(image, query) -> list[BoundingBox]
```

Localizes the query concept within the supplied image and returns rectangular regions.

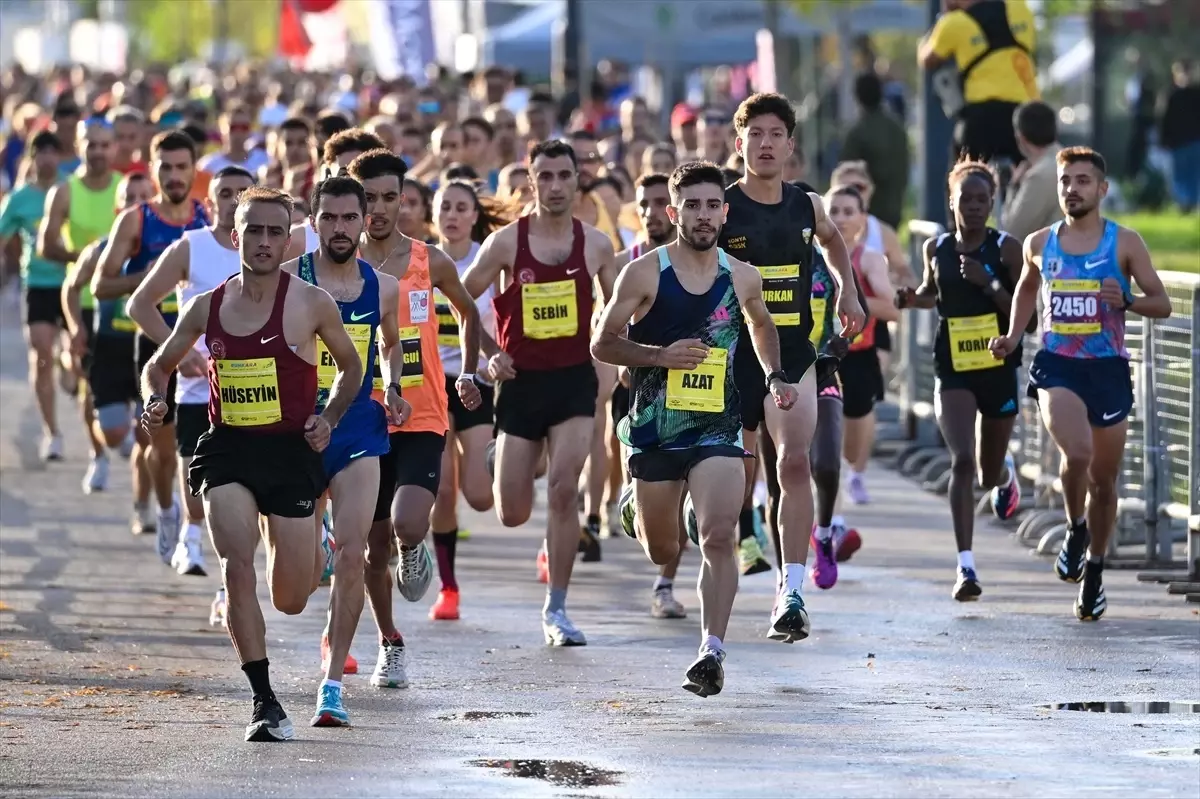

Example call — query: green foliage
[123,0,280,63]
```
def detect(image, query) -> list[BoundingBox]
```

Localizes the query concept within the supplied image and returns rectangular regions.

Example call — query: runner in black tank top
[721,93,865,644]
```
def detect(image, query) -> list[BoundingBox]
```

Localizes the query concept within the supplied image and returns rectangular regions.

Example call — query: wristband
[386,382,402,396]
[764,370,788,390]
[456,373,476,383]
[1121,293,1135,311]
[148,393,165,407]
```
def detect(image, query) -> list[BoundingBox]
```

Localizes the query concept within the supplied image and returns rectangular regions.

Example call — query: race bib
[759,264,800,326]
[216,358,281,427]
[317,323,372,390]
[666,347,727,413]
[1049,279,1101,335]
[398,325,424,388]
[434,289,459,347]
[947,314,1001,372]
[809,298,827,347]
[111,301,137,333]
[522,280,578,339]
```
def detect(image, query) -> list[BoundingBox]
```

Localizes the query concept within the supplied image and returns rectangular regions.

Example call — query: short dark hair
[1014,101,1057,148]
[315,111,351,141]
[178,124,207,147]
[568,129,597,143]
[1057,146,1107,175]
[212,165,256,183]
[461,116,494,141]
[722,167,743,185]
[668,161,726,199]
[29,130,62,153]
[527,139,577,169]
[634,172,669,191]
[236,186,294,223]
[853,72,883,110]
[150,130,197,163]
[733,92,796,137]
[323,128,387,166]
[347,148,408,184]
[279,117,313,136]
[310,175,367,217]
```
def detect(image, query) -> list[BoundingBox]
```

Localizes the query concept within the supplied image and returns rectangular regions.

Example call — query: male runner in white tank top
[127,166,255,601]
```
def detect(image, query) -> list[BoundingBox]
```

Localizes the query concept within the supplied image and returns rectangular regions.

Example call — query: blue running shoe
[991,453,1021,520]
[767,589,811,643]
[310,683,350,727]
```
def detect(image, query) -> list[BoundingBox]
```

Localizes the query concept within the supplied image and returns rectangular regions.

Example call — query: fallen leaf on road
[73,687,105,696]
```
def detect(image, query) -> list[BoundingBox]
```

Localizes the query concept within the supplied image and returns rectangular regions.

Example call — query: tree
[123,0,281,63]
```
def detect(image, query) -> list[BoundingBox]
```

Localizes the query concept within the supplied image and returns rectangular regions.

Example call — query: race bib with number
[398,325,424,388]
[434,289,459,347]
[1049,279,1101,335]
[759,264,801,326]
[522,280,578,339]
[317,323,372,390]
[947,313,1001,372]
[666,347,727,413]
[217,358,281,427]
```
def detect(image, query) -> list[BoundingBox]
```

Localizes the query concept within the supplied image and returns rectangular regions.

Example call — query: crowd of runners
[0,81,1174,743]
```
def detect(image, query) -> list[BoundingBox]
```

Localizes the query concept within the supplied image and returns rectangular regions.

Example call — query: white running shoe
[170,524,206,576]
[118,427,135,459]
[542,608,587,646]
[651,588,687,619]
[131,503,156,535]
[395,540,434,602]
[369,639,409,688]
[82,455,109,494]
[40,434,63,462]
[156,501,180,564]
[209,591,226,628]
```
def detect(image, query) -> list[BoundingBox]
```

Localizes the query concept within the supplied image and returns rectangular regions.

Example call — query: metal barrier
[890,220,1200,600]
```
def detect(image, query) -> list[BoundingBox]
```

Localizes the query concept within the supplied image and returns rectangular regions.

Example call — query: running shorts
[446,374,494,432]
[90,334,140,413]
[374,430,446,522]
[936,366,1019,419]
[494,361,598,441]
[174,403,210,458]
[611,382,630,428]
[840,348,884,420]
[874,319,892,352]
[322,399,389,480]
[628,445,751,483]
[735,339,817,433]
[135,333,177,425]
[1027,350,1133,428]
[188,425,326,518]
[23,286,65,327]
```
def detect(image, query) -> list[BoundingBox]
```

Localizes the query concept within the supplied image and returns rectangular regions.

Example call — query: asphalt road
[0,310,1197,799]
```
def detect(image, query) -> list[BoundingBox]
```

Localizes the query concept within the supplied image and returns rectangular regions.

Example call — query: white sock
[702,634,723,654]
[957,550,975,571]
[782,562,806,593]
[814,525,833,542]
[653,576,672,592]
[320,678,342,690]
[849,469,863,481]
[831,514,845,529]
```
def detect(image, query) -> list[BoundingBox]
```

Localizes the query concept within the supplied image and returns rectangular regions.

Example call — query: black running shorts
[135,333,177,425]
[446,374,494,432]
[936,366,1020,419]
[188,425,327,518]
[374,430,446,522]
[23,286,65,327]
[628,445,750,483]
[840,348,884,420]
[174,403,210,458]
[90,334,140,411]
[494,361,598,441]
[735,340,817,433]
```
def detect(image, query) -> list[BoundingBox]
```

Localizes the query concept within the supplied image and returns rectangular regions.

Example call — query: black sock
[586,513,600,531]
[432,530,458,591]
[242,658,272,699]
[738,508,757,542]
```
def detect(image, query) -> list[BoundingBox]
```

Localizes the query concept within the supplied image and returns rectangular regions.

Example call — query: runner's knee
[698,523,737,555]
[1062,448,1092,474]
[95,403,130,444]
[364,531,392,576]
[461,480,493,512]
[391,513,428,548]
[1086,471,1118,501]
[271,587,310,616]
[950,451,975,479]
[647,537,680,566]
[775,445,812,485]
[545,470,579,514]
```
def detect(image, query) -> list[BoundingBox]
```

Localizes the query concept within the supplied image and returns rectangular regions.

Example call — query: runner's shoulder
[722,250,763,283]
[1023,225,1053,256]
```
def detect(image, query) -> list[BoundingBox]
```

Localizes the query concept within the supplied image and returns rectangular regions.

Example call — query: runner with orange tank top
[347,151,483,688]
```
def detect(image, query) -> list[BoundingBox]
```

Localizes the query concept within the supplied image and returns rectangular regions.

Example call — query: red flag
[278,0,312,60]
[297,0,340,12]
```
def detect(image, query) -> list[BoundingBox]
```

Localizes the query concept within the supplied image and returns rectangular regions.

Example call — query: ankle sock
[702,634,724,654]
[242,658,272,698]
[814,525,833,543]
[957,550,975,571]
[544,587,567,615]
[782,562,806,593]
[653,576,672,592]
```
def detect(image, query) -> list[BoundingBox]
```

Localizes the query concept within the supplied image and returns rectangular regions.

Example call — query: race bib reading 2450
[1049,279,1101,335]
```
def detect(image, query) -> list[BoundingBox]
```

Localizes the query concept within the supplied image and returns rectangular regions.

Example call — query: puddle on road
[469,759,622,788]
[1042,702,1200,714]
[440,711,535,721]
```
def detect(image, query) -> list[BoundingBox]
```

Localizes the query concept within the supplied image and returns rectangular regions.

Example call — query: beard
[679,222,720,252]
[323,237,357,264]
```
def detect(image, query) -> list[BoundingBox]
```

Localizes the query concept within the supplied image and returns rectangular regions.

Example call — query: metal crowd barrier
[888,220,1199,601]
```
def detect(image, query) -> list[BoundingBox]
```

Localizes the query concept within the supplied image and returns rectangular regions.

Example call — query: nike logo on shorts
[350,311,374,322]
[351,450,368,459]
[1101,410,1121,421]
[261,335,279,344]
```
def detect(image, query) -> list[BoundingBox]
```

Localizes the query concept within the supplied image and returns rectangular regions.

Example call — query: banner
[368,0,436,86]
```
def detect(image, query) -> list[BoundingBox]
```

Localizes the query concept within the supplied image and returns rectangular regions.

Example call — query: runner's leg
[543,416,592,598]
[493,433,539,527]
[935,387,984,598]
[762,367,818,581]
[323,456,379,683]
[25,321,60,447]
[580,362,616,558]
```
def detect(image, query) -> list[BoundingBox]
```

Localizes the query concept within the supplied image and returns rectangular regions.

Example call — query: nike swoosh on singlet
[350,311,374,322]
[1101,411,1121,421]
[565,268,582,275]
[1084,259,1108,270]
[260,335,278,344]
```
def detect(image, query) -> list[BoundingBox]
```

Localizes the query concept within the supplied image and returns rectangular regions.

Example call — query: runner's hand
[1099,277,1125,309]
[823,335,850,359]
[959,256,990,287]
[895,286,917,309]
[141,399,168,435]
[988,335,1018,359]
[455,375,482,411]
[656,339,708,370]
[487,351,516,382]
[304,414,332,452]
[384,386,412,427]
[70,328,89,357]
[769,378,798,411]
[836,290,866,338]
[178,348,206,378]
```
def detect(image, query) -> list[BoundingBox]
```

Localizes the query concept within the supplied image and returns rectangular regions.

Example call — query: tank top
[719,182,817,370]
[932,228,1019,374]
[621,247,743,454]
[297,254,379,409]
[845,245,878,353]
[371,240,449,435]
[121,200,208,330]
[494,216,594,371]
[863,214,886,255]
[63,172,120,312]
[205,271,316,434]
[1039,220,1129,360]
[177,228,243,405]
[808,249,837,350]
[435,239,493,376]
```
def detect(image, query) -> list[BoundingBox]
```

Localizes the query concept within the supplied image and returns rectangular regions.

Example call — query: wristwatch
[386,382,402,397]
[147,393,164,407]
[1121,293,1135,311]
[456,373,476,384]
[764,370,788,390]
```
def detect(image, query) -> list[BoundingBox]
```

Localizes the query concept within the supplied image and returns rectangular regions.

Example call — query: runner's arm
[141,293,208,400]
[989,233,1023,328]
[63,240,102,338]
[311,287,364,428]
[93,209,145,300]
[590,257,661,367]
[879,221,915,288]
[904,237,940,310]
[590,227,618,305]
[127,237,189,344]
[37,184,79,264]
[283,223,308,261]
[732,260,784,377]
[1119,228,1172,319]
[374,271,404,387]
[430,248,483,376]
[860,249,899,323]
[460,227,509,299]
[1006,230,1046,339]
[809,193,854,293]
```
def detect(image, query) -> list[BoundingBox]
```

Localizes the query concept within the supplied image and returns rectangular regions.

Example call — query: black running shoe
[245,693,295,742]
[1075,560,1107,621]
[1055,522,1089,583]
[578,520,602,562]
[952,567,982,601]
[682,647,725,698]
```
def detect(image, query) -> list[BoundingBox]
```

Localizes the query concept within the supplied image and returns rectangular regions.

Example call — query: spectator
[460,116,500,192]
[197,102,269,174]
[483,104,520,165]
[106,105,148,174]
[697,110,732,165]
[1161,60,1200,212]
[670,103,699,159]
[643,143,676,177]
[840,72,910,229]
[1001,100,1062,243]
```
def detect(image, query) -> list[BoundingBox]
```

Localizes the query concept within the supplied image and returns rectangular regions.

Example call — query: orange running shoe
[320,633,358,675]
[429,588,460,620]
[535,546,549,584]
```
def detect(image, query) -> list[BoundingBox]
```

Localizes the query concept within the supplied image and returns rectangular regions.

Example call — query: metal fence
[887,220,1199,600]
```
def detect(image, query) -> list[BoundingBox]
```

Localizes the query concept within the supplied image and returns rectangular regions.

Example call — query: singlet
[177,228,242,405]
[719,182,817,370]
[931,228,1019,374]
[297,253,379,409]
[119,200,208,331]
[808,249,838,350]
[863,215,886,256]
[436,240,493,377]
[493,216,594,372]
[63,172,120,311]
[205,271,316,434]
[621,247,743,454]
[371,240,449,435]
[846,245,878,352]
[1039,220,1129,360]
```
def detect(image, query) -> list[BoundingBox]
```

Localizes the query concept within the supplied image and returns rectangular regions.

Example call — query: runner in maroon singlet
[462,139,618,646]
[139,187,364,744]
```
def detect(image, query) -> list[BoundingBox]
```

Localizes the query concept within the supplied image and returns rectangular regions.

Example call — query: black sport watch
[764,370,788,390]
[386,382,402,397]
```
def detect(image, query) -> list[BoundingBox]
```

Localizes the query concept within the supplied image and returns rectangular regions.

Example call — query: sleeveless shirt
[1039,220,1129,360]
[177,228,242,404]
[297,254,380,409]
[931,228,1020,375]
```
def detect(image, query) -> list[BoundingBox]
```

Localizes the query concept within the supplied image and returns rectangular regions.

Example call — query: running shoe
[395,540,434,602]
[847,472,869,505]
[320,633,358,675]
[246,693,294,742]
[739,537,772,576]
[156,501,180,565]
[430,588,460,621]
[456,527,471,540]
[991,453,1021,520]
[369,637,409,688]
[833,522,862,562]
[535,545,549,584]
[651,587,686,619]
[578,518,602,562]
[542,608,587,646]
[682,493,700,546]
[603,500,620,539]
[131,503,155,535]
[40,434,63,462]
[118,427,135,459]
[310,683,350,727]
[952,567,982,601]
[1075,561,1106,621]
[752,502,770,553]
[209,590,226,628]
[1055,521,1089,583]
[618,483,636,540]
[82,454,109,494]
[809,531,838,589]
[682,645,725,698]
[170,524,206,576]
[767,589,811,643]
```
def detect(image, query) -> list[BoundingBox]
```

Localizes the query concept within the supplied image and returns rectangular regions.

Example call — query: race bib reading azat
[666,347,727,413]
